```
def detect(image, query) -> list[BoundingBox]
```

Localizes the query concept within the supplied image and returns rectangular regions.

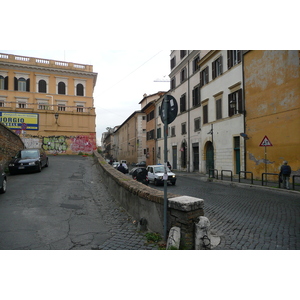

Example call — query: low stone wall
[94,152,205,249]
[0,122,25,169]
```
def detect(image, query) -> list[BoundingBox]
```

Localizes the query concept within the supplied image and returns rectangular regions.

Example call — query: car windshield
[19,150,39,159]
[154,166,170,173]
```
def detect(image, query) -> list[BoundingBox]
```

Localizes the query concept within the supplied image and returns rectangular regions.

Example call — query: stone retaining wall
[94,151,204,248]
[0,122,25,169]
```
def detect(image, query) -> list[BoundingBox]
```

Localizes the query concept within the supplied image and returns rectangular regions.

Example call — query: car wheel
[154,179,158,186]
[37,163,42,172]
[45,159,49,167]
[0,179,7,194]
[172,182,176,186]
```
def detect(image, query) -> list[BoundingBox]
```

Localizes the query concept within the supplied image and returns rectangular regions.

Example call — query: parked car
[136,161,146,167]
[147,165,176,186]
[0,165,7,194]
[131,167,148,185]
[8,148,49,175]
[112,162,120,169]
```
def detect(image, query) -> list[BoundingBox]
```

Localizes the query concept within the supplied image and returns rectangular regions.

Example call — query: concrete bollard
[166,226,181,250]
[195,216,212,250]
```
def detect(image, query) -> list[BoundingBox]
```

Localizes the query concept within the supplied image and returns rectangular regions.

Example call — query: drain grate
[60,203,83,210]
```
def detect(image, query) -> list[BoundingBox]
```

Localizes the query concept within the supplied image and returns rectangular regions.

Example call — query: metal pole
[163,95,169,241]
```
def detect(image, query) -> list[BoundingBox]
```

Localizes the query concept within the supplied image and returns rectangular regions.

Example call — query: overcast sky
[0,49,171,144]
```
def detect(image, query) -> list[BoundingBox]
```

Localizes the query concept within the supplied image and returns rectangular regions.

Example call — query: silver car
[147,164,176,186]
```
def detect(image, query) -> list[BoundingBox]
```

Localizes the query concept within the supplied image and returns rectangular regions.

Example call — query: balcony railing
[0,102,94,113]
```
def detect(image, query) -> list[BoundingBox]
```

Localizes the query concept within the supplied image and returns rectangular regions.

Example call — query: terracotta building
[0,52,98,154]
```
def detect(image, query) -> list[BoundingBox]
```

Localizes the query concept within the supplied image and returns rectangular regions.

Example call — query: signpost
[161,94,178,241]
[259,135,273,181]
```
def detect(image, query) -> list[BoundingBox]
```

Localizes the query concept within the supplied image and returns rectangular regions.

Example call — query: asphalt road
[0,156,157,250]
[149,173,300,250]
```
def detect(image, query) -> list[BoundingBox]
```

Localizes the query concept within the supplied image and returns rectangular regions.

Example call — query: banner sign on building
[0,112,39,131]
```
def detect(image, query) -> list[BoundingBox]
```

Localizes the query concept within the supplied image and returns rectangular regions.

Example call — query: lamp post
[54,113,59,124]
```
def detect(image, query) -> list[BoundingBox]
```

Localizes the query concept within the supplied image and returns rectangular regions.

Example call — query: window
[157,127,162,139]
[171,77,176,89]
[216,98,222,120]
[193,55,200,73]
[58,104,66,111]
[203,105,208,124]
[0,75,8,90]
[14,75,30,91]
[228,89,243,116]
[38,101,49,110]
[181,122,187,135]
[194,117,201,131]
[180,67,187,83]
[170,57,176,69]
[171,126,176,137]
[200,67,209,87]
[18,102,26,108]
[180,94,186,113]
[38,80,47,93]
[76,83,84,96]
[147,129,155,140]
[192,85,200,107]
[227,51,241,69]
[77,105,84,112]
[212,56,223,79]
[147,110,154,121]
[58,82,66,95]
[180,50,187,59]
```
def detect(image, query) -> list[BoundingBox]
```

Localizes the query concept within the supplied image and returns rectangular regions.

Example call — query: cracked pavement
[0,155,156,250]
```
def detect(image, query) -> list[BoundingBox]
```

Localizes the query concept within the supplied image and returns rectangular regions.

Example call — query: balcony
[0,101,94,114]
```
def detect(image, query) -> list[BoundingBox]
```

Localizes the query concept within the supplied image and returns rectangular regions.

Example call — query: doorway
[205,142,214,174]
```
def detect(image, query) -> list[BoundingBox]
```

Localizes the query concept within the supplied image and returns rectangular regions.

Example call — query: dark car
[8,148,49,175]
[136,161,146,167]
[0,165,7,194]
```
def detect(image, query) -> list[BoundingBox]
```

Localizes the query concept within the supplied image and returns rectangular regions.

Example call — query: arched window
[38,80,47,93]
[58,82,66,95]
[76,83,84,96]
[18,77,27,91]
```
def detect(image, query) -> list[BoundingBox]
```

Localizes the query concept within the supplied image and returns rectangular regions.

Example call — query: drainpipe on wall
[242,51,247,172]
[187,52,191,173]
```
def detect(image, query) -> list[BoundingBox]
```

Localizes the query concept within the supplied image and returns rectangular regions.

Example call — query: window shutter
[26,79,30,92]
[212,61,215,79]
[4,76,8,90]
[14,77,18,90]
[205,67,209,83]
[200,71,203,87]
[238,89,243,113]
[228,94,233,117]
[227,50,232,69]
[220,56,223,74]
[192,88,195,106]
[237,50,241,63]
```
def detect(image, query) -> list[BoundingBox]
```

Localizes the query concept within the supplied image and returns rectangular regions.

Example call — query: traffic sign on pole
[259,135,273,147]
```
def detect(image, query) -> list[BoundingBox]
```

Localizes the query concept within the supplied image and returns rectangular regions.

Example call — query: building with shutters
[0,52,98,154]
[168,50,245,174]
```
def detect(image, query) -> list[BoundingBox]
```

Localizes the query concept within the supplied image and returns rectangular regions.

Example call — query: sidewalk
[174,170,300,194]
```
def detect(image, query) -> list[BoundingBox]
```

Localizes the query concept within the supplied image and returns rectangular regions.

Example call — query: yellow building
[244,50,300,179]
[0,53,97,154]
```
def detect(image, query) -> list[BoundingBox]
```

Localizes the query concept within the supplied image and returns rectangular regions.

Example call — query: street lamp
[55,113,59,124]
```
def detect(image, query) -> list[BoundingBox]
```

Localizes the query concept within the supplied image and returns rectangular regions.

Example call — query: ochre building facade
[0,53,98,155]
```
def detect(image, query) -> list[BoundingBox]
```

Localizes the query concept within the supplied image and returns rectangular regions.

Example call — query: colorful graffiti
[42,136,68,154]
[70,134,96,153]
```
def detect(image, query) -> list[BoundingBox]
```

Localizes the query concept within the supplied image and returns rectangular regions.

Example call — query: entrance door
[234,136,240,174]
[193,146,199,171]
[172,146,177,170]
[206,142,214,174]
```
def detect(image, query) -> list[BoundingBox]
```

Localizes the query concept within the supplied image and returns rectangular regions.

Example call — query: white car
[147,165,176,186]
[112,162,120,169]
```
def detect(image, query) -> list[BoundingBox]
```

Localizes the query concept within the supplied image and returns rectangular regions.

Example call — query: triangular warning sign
[259,135,273,147]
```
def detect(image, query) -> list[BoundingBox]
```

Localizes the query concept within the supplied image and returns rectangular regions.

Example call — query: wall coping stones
[168,196,204,211]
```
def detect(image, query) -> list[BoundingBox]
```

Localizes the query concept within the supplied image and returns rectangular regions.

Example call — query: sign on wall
[0,112,39,131]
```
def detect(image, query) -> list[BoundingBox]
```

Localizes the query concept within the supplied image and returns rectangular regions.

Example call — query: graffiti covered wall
[13,132,97,155]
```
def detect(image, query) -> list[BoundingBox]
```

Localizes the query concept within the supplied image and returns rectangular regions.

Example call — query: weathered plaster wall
[244,50,300,178]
